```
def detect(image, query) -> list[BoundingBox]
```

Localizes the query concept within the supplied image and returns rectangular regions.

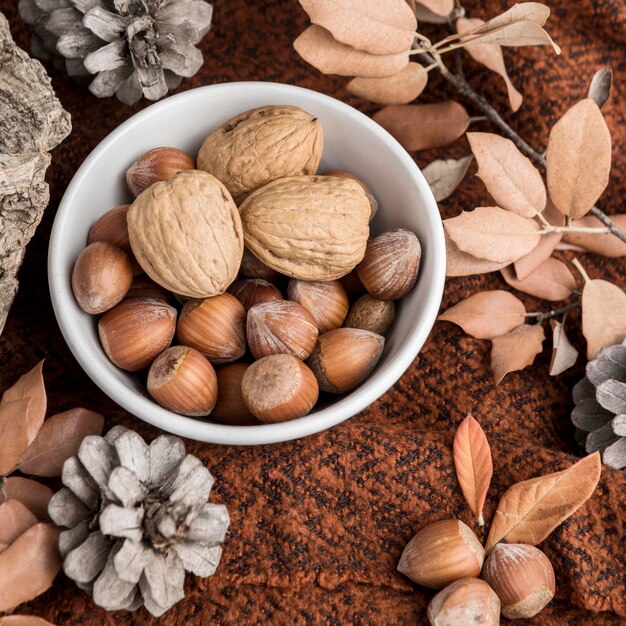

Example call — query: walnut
[240,176,370,280]
[197,106,323,203]
[127,170,243,298]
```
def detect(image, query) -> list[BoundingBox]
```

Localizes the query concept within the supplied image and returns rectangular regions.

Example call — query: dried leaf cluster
[0,361,104,623]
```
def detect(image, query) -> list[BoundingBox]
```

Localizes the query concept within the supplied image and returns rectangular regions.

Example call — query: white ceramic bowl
[49,82,445,445]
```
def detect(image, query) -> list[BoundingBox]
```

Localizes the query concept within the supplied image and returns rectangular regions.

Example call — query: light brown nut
[324,170,378,219]
[197,105,323,203]
[127,170,243,298]
[228,278,283,311]
[287,279,349,333]
[126,147,195,197]
[427,578,500,626]
[344,294,395,336]
[240,175,371,280]
[212,363,260,425]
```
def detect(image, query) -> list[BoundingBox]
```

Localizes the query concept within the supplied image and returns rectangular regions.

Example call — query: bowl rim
[48,81,445,445]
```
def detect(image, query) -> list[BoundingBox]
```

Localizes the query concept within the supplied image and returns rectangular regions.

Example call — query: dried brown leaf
[0,616,58,626]
[0,501,38,545]
[463,20,560,53]
[294,25,409,78]
[546,99,612,219]
[346,63,427,105]
[453,415,493,526]
[580,274,626,359]
[2,478,53,520]
[0,400,32,475]
[483,2,551,28]
[562,215,626,258]
[457,19,522,111]
[445,232,508,277]
[466,132,545,217]
[411,3,448,23]
[373,101,470,151]
[17,408,104,478]
[298,0,417,55]
[1,361,46,446]
[438,290,526,339]
[423,155,473,202]
[587,67,612,110]
[490,324,545,384]
[484,452,601,552]
[444,206,541,264]
[415,0,453,16]
[501,258,576,301]
[549,320,578,376]
[0,522,61,612]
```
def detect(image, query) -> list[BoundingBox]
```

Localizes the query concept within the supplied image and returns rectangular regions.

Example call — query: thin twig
[538,225,610,235]
[526,300,583,323]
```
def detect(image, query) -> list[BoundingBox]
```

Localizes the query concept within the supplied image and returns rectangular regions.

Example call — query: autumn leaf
[484,2,551,28]
[0,523,61,612]
[346,63,427,105]
[484,453,601,553]
[294,25,409,78]
[500,258,576,301]
[587,67,612,110]
[2,478,53,520]
[0,400,32,476]
[438,290,526,339]
[549,320,578,376]
[373,101,470,151]
[297,0,417,55]
[562,215,626,258]
[1,361,46,445]
[0,501,38,545]
[444,206,541,264]
[490,324,545,384]
[411,2,449,23]
[546,99,612,219]
[423,156,473,202]
[0,616,58,626]
[414,0,453,16]
[445,232,508,277]
[17,408,104,478]
[466,132,545,217]
[457,19,522,111]
[453,415,493,526]
[462,20,560,54]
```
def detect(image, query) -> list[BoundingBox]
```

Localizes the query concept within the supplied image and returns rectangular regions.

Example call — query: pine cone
[48,426,229,616]
[571,339,626,470]
[18,0,213,105]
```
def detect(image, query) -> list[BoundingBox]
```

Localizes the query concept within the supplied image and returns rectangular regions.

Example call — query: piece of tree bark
[0,12,71,335]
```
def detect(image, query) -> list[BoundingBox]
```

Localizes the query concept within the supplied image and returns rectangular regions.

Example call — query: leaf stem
[526,300,583,323]
[572,258,591,283]
[538,225,610,235]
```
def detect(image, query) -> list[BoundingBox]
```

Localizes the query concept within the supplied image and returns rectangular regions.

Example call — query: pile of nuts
[398,518,556,624]
[71,105,422,424]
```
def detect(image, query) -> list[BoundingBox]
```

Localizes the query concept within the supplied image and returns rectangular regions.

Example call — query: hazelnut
[176,294,246,364]
[356,229,421,300]
[239,248,282,283]
[241,354,319,423]
[397,519,484,589]
[427,578,501,626]
[229,278,282,312]
[324,170,378,219]
[247,300,319,360]
[344,294,395,336]
[307,328,384,394]
[125,275,175,304]
[212,363,259,425]
[126,147,195,197]
[72,242,133,314]
[482,544,555,619]
[287,279,349,333]
[147,346,217,416]
[98,297,177,371]
[338,268,365,299]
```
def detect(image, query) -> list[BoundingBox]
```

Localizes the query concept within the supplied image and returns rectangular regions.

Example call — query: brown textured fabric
[1,0,625,624]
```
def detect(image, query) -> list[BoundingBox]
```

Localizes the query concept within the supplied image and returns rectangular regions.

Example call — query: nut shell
[247,300,319,360]
[212,363,259,425]
[324,170,378,219]
[197,105,323,203]
[98,297,177,371]
[287,279,349,333]
[72,242,133,314]
[241,354,319,423]
[126,147,195,197]
[176,293,246,364]
[229,278,283,312]
[127,170,244,298]
[307,328,384,394]
[344,294,395,336]
[482,543,555,619]
[125,275,175,304]
[397,519,485,590]
[356,229,421,300]
[240,175,371,281]
[147,346,217,416]
[239,248,282,282]
[427,578,501,626]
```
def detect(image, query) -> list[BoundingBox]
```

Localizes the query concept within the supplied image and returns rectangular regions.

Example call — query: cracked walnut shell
[240,175,371,280]
[127,170,243,298]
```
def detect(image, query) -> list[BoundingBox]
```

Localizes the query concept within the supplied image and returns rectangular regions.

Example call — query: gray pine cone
[18,0,213,105]
[48,426,229,617]
[571,339,626,469]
